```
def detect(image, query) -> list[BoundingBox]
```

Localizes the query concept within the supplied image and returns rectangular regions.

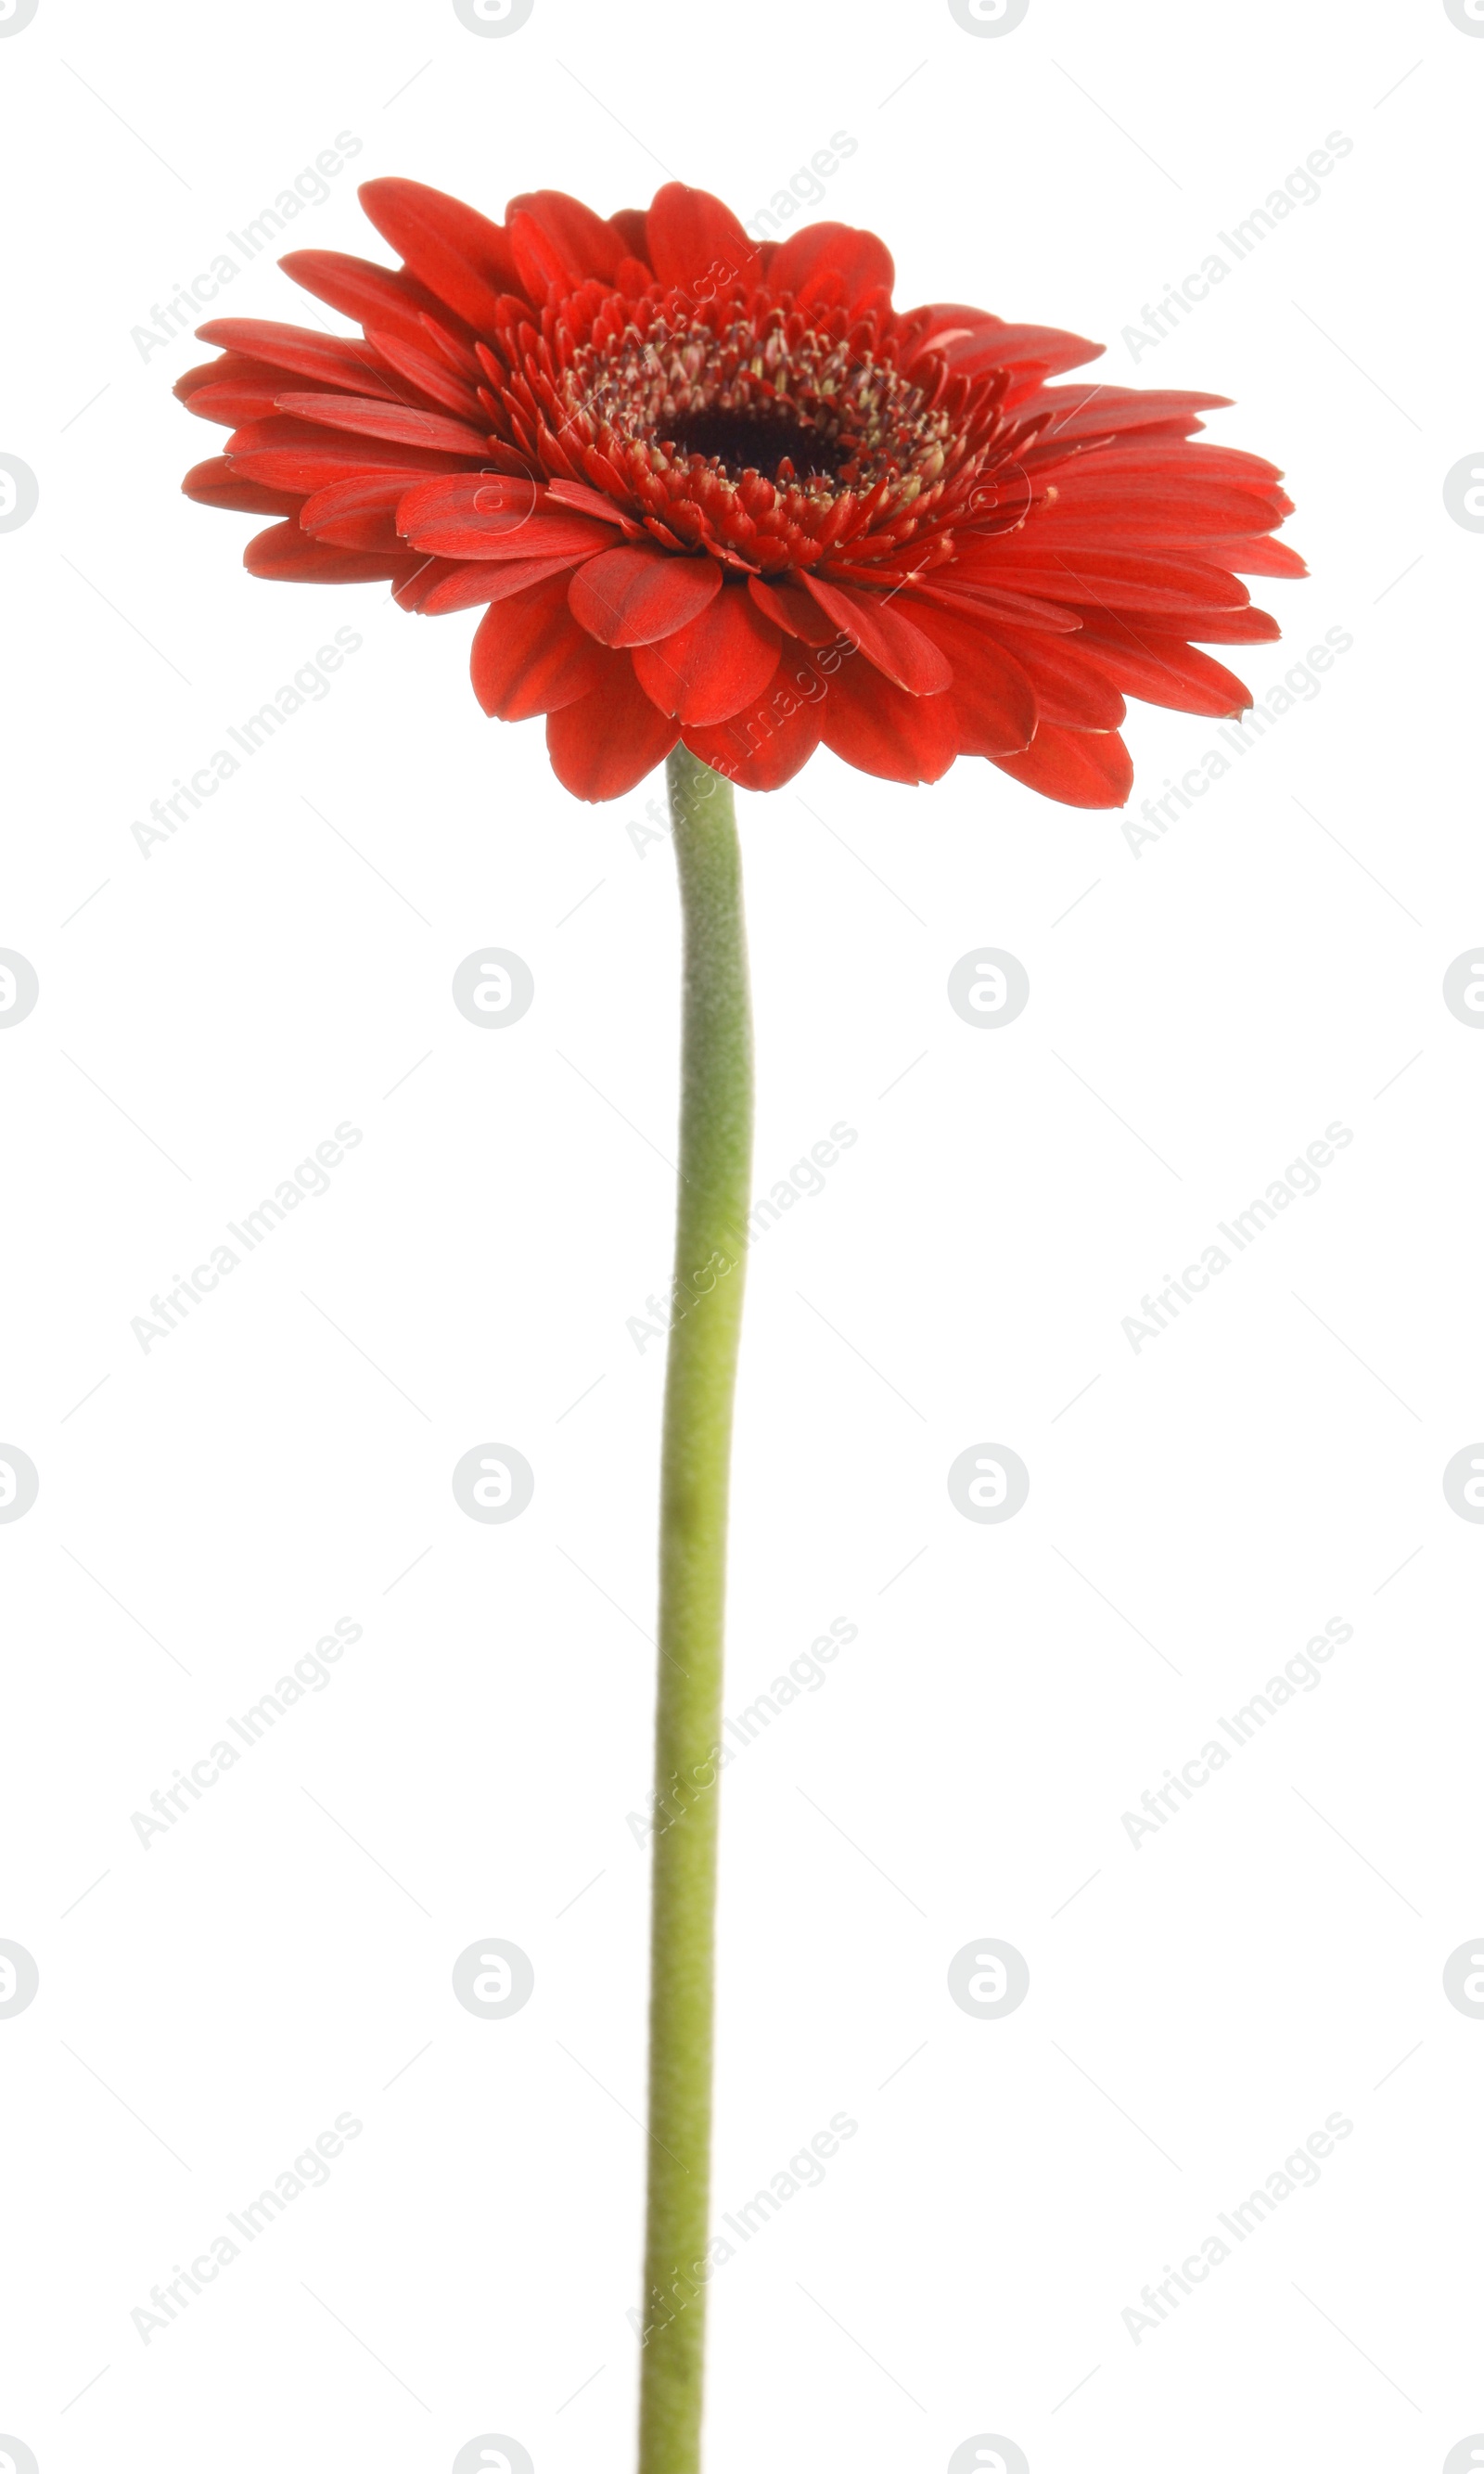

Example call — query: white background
[2,3,1481,2470]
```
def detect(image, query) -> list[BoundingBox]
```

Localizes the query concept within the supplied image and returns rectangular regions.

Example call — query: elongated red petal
[802,574,953,696]
[1069,623,1252,718]
[748,574,842,646]
[244,521,414,585]
[569,544,722,646]
[505,189,629,282]
[772,222,895,312]
[991,724,1132,809]
[358,178,520,327]
[682,653,825,790]
[645,183,761,290]
[416,551,598,615]
[545,654,678,800]
[904,602,1036,755]
[817,656,957,785]
[280,250,466,352]
[982,626,1127,731]
[398,476,618,560]
[470,573,614,720]
[183,457,302,517]
[195,320,390,391]
[632,588,782,724]
[274,392,491,458]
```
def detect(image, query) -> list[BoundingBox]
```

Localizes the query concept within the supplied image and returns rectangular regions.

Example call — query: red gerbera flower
[178,177,1303,807]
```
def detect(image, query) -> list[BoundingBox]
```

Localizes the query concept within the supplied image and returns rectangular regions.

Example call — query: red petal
[505,189,628,282]
[609,208,650,263]
[195,320,390,391]
[644,183,761,291]
[1222,533,1309,579]
[244,521,412,585]
[991,724,1132,809]
[958,545,1249,618]
[631,587,781,724]
[417,551,598,615]
[274,391,490,457]
[817,655,957,785]
[300,472,412,548]
[280,249,467,352]
[357,178,519,327]
[1068,622,1251,719]
[902,602,1036,755]
[568,545,722,647]
[681,653,825,791]
[397,476,618,560]
[980,626,1127,731]
[802,574,953,696]
[545,654,678,801]
[771,222,895,312]
[182,457,302,517]
[748,574,842,646]
[470,572,614,720]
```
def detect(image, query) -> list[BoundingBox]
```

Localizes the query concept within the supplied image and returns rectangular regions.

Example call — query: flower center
[661,403,847,486]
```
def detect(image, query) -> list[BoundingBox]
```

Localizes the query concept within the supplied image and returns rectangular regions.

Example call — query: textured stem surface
[637,748,753,2474]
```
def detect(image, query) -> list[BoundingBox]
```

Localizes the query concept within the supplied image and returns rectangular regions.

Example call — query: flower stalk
[637,747,753,2474]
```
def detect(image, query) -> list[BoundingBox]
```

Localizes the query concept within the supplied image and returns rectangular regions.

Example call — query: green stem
[637,748,753,2474]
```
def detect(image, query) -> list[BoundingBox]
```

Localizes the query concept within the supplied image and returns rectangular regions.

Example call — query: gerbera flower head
[179,178,1303,806]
